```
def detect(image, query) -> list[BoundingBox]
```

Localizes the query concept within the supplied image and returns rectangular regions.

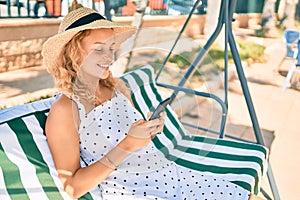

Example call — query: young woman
[43,7,263,200]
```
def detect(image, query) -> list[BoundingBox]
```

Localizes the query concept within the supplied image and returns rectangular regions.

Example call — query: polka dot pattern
[73,91,250,199]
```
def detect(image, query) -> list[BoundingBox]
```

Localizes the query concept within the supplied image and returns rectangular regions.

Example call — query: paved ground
[1,27,300,199]
[223,36,300,200]
[231,29,300,200]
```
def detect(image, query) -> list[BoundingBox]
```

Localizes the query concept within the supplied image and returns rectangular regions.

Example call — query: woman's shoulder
[50,94,73,112]
[48,94,78,120]
[47,94,80,129]
[45,94,80,141]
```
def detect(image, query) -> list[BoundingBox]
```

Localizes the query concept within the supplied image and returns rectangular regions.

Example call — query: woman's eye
[95,49,103,52]
[110,44,116,51]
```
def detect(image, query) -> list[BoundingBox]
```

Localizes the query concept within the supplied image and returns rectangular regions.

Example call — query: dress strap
[114,88,120,96]
[70,95,88,121]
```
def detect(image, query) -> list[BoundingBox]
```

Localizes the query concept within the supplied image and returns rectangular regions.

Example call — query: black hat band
[65,13,106,31]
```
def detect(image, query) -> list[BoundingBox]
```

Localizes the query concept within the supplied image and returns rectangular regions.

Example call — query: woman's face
[80,28,115,80]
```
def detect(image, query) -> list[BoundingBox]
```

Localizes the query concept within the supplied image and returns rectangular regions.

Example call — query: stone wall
[0,38,47,72]
[0,18,60,72]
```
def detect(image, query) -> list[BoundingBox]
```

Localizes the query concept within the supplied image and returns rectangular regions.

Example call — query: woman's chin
[99,70,110,80]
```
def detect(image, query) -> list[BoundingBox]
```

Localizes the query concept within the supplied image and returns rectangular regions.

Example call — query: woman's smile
[97,63,110,69]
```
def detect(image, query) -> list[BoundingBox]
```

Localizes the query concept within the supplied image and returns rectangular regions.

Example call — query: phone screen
[149,97,171,120]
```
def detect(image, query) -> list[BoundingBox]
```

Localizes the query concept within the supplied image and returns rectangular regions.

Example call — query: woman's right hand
[118,116,162,153]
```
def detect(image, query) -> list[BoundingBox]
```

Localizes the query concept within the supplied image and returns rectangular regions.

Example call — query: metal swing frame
[153,0,280,199]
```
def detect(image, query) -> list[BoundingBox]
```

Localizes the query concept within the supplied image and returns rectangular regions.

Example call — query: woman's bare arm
[45,95,162,198]
[45,95,128,198]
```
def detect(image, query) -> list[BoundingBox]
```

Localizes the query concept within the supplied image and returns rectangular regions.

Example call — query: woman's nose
[103,50,114,61]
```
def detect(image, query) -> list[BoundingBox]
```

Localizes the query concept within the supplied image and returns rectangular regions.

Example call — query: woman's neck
[77,70,99,93]
[73,72,99,112]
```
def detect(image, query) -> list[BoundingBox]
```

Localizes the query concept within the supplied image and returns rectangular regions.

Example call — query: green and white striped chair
[0,65,268,199]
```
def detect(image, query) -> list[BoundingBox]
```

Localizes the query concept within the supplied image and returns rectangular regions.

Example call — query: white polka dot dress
[73,91,251,200]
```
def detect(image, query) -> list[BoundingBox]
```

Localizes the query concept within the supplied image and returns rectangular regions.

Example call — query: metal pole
[6,0,11,17]
[168,0,226,104]
[104,0,111,20]
[228,0,265,146]
[155,0,202,82]
[227,0,280,199]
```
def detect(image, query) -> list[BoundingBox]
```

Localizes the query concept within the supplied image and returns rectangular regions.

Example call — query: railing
[0,0,207,18]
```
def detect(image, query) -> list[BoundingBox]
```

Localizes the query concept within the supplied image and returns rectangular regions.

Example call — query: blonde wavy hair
[49,29,116,95]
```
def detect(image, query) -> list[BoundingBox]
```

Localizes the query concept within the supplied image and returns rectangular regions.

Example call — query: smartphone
[149,97,171,120]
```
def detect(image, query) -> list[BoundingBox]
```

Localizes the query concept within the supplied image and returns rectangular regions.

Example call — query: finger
[158,116,165,124]
[150,128,161,137]
[145,119,160,127]
[151,134,156,139]
[154,123,164,132]
[155,117,164,129]
[159,112,166,118]
[148,126,159,135]
[157,124,164,132]
[150,133,158,138]
[147,112,153,120]
[157,113,165,123]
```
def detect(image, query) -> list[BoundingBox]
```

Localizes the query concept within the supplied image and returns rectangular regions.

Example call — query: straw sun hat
[42,7,137,70]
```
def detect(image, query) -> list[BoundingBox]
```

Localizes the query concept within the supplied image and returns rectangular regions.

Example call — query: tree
[261,0,277,30]
[296,0,300,20]
[258,0,299,37]
[278,0,297,29]
[261,0,297,33]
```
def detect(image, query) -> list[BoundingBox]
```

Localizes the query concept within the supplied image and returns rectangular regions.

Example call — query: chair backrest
[0,65,268,199]
[0,97,101,199]
[0,96,85,199]
[283,29,300,65]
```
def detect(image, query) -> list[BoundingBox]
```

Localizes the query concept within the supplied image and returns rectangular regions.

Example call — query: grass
[153,39,266,73]
[295,20,300,29]
[236,41,266,63]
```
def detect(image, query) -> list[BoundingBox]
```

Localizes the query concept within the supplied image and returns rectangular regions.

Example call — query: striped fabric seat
[0,65,268,199]
[0,97,97,200]
[120,65,268,195]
